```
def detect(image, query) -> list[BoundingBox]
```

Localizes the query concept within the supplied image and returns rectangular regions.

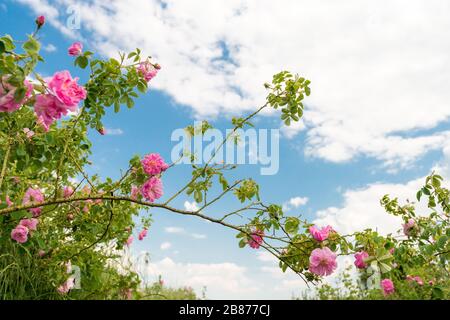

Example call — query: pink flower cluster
[141,153,169,176]
[22,187,45,217]
[248,229,264,249]
[406,275,424,286]
[381,279,395,296]
[34,71,86,131]
[309,247,337,276]
[137,61,159,82]
[0,77,33,112]
[354,251,369,269]
[309,225,333,242]
[11,218,39,243]
[138,153,168,202]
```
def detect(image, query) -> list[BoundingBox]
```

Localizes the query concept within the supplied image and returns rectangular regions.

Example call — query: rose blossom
[48,70,86,107]
[354,251,369,269]
[309,225,333,242]
[131,185,140,200]
[23,128,35,139]
[22,187,44,217]
[63,186,74,198]
[68,42,83,56]
[309,247,337,276]
[402,218,416,236]
[137,61,158,82]
[141,177,163,202]
[19,218,39,232]
[57,277,75,294]
[0,77,33,112]
[34,71,86,131]
[138,229,148,241]
[11,225,29,243]
[141,153,169,176]
[381,279,395,296]
[248,229,264,249]
[126,235,134,246]
[36,15,45,27]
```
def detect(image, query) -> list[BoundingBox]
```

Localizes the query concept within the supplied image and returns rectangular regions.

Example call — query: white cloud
[143,257,259,299]
[160,241,172,250]
[164,226,185,234]
[183,200,199,211]
[256,251,278,263]
[280,120,306,139]
[104,127,124,136]
[282,196,309,212]
[164,226,206,239]
[42,43,57,52]
[16,0,450,169]
[191,233,207,239]
[312,168,450,236]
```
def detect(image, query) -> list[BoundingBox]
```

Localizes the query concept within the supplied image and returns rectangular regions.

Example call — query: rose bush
[0,18,448,300]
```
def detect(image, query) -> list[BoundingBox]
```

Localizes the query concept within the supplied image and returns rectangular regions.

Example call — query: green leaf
[22,36,40,54]
[285,217,299,234]
[75,56,89,69]
[437,235,447,249]
[432,287,444,300]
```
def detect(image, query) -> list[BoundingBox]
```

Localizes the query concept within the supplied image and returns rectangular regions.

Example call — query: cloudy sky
[2,0,450,299]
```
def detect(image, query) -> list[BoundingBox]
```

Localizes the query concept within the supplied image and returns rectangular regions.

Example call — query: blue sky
[2,0,450,299]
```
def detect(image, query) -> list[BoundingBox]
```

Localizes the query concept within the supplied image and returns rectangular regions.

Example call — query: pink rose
[57,277,75,295]
[19,218,39,232]
[0,77,33,113]
[47,70,86,107]
[137,61,158,82]
[248,229,264,249]
[381,279,395,296]
[126,236,133,246]
[402,218,416,236]
[36,15,45,27]
[309,225,333,242]
[131,185,140,200]
[309,247,337,276]
[141,177,163,202]
[68,42,83,56]
[138,229,148,241]
[354,251,369,269]
[413,276,424,286]
[22,187,44,217]
[11,225,29,243]
[23,128,35,139]
[63,186,74,198]
[141,153,169,176]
